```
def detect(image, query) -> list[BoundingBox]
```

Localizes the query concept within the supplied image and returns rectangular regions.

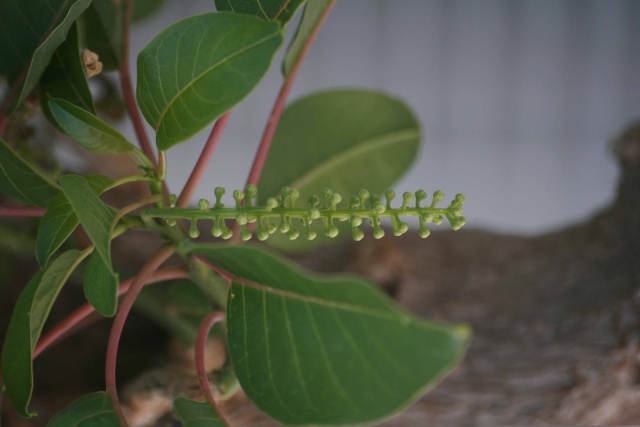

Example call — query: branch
[119,0,156,167]
[105,246,175,426]
[0,206,46,217]
[177,113,231,209]
[195,311,230,426]
[232,0,336,240]
[243,0,336,190]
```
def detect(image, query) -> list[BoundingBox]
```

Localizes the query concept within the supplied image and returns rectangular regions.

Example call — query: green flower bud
[240,227,252,241]
[221,227,233,240]
[198,199,209,210]
[245,184,257,205]
[330,193,342,210]
[189,220,200,238]
[236,212,248,225]
[432,190,445,205]
[266,197,278,210]
[287,228,300,240]
[385,190,395,209]
[372,202,386,214]
[419,226,431,238]
[290,189,300,207]
[352,226,364,241]
[233,190,244,207]
[214,187,225,208]
[401,192,413,209]
[450,216,466,230]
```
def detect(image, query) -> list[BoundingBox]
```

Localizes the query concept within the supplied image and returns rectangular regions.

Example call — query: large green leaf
[60,175,116,270]
[48,391,119,426]
[81,0,125,71]
[215,0,306,26]
[188,243,470,426]
[36,175,114,268]
[282,0,332,77]
[0,0,92,113]
[49,99,137,155]
[40,23,94,130]
[137,13,283,150]
[0,137,60,207]
[173,397,225,427]
[84,250,118,317]
[258,89,420,251]
[1,250,90,418]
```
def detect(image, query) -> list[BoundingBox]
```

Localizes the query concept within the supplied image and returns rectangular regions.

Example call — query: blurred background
[119,0,640,235]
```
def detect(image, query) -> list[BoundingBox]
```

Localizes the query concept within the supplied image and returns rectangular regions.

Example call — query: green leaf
[173,397,225,427]
[36,175,114,268]
[40,22,94,131]
[189,244,470,426]
[137,13,283,150]
[48,99,137,155]
[81,0,125,71]
[0,137,60,207]
[0,0,93,113]
[132,0,167,22]
[259,89,420,251]
[60,175,116,270]
[84,250,118,317]
[48,391,119,426]
[214,0,306,26]
[282,0,332,77]
[1,250,90,418]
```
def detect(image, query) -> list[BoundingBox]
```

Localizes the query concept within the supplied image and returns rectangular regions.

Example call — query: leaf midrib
[151,29,281,131]
[287,128,419,192]
[228,271,424,327]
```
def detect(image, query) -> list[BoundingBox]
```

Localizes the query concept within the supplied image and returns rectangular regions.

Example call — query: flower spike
[142,187,466,242]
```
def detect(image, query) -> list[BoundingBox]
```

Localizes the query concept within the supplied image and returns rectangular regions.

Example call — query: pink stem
[105,246,175,426]
[195,311,230,426]
[119,0,156,168]
[243,0,336,189]
[177,113,231,208]
[33,266,188,359]
[0,206,46,217]
[231,0,336,240]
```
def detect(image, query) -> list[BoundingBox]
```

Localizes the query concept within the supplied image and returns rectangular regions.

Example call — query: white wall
[124,0,640,235]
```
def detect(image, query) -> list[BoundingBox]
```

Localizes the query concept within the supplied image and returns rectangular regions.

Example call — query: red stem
[105,246,175,426]
[231,0,336,240]
[0,206,46,217]
[177,113,231,209]
[33,266,188,359]
[119,0,156,168]
[243,0,336,189]
[195,311,230,426]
